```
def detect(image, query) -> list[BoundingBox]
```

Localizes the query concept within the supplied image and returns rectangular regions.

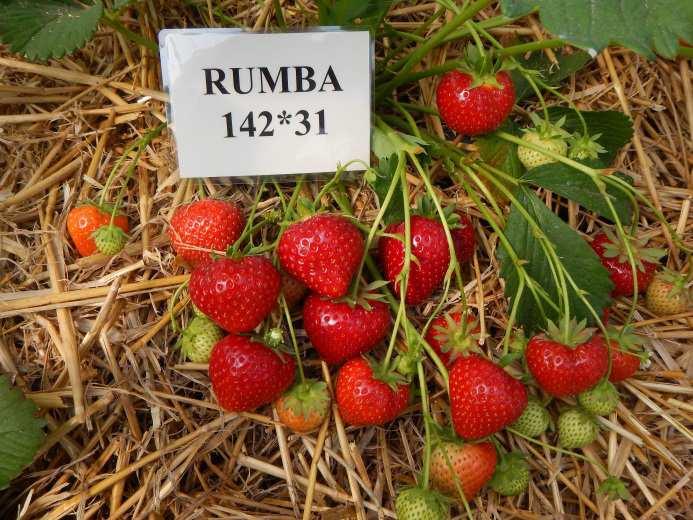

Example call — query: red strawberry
[189,256,280,333]
[209,335,295,412]
[303,294,390,365]
[278,214,364,298]
[590,231,663,297]
[67,203,129,257]
[379,216,450,305]
[526,320,608,397]
[280,271,308,309]
[335,358,409,426]
[449,354,527,439]
[451,213,476,263]
[424,310,480,367]
[430,440,497,500]
[436,70,515,136]
[605,326,646,383]
[169,199,244,266]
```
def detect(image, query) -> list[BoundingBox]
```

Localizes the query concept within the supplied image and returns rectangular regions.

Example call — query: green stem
[417,361,432,488]
[281,295,305,383]
[102,15,158,52]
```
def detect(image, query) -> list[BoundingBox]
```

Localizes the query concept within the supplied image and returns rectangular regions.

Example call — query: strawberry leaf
[547,108,633,166]
[499,187,613,333]
[367,154,405,225]
[317,0,395,31]
[511,50,592,101]
[522,162,633,223]
[0,0,104,61]
[0,375,45,490]
[501,0,693,59]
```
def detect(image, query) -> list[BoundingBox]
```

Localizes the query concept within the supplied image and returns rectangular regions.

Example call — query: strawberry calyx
[459,45,511,89]
[544,318,594,349]
[414,196,459,229]
[489,451,529,494]
[394,349,420,377]
[368,357,408,390]
[524,112,570,141]
[279,380,329,419]
[653,268,690,298]
[599,475,631,501]
[431,311,480,361]
[599,228,665,269]
[605,325,649,362]
[263,327,285,348]
[568,132,607,160]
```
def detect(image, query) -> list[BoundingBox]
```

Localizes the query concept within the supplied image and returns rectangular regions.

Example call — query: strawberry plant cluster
[0,0,691,518]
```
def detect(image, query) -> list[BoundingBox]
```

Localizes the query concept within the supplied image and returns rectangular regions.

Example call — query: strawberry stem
[417,360,432,489]
[280,294,305,384]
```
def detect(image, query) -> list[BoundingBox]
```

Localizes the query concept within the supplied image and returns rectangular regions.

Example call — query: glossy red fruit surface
[451,213,476,264]
[607,339,641,382]
[67,204,129,257]
[591,232,658,297]
[303,294,390,365]
[209,336,295,412]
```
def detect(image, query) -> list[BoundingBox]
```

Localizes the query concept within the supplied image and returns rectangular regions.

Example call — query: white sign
[159,29,372,178]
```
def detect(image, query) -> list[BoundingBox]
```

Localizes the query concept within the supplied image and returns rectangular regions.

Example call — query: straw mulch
[0,2,691,519]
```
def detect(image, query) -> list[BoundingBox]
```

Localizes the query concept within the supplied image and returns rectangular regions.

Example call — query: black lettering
[259,66,290,93]
[203,68,229,95]
[230,67,254,94]
[295,66,316,93]
[319,66,343,92]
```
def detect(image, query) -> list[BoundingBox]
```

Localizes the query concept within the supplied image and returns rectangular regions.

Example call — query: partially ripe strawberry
[451,213,476,264]
[526,320,608,397]
[605,327,646,382]
[578,380,619,416]
[189,256,280,333]
[179,315,223,363]
[303,294,390,365]
[590,231,663,297]
[645,269,690,315]
[275,380,330,433]
[278,214,364,298]
[436,70,515,136]
[379,216,450,305]
[209,335,295,412]
[169,199,244,266]
[449,354,527,439]
[395,487,449,520]
[517,130,568,169]
[509,396,550,438]
[430,441,497,500]
[92,223,128,255]
[558,407,599,449]
[335,358,409,426]
[489,452,530,496]
[424,310,480,367]
[67,203,128,257]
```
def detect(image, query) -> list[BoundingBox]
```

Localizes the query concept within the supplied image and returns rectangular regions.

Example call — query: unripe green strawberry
[92,224,128,255]
[558,408,599,449]
[489,452,530,496]
[578,380,619,416]
[179,315,223,363]
[517,131,568,169]
[395,487,449,520]
[510,396,549,438]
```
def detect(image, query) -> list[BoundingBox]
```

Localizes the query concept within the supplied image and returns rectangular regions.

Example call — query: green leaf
[367,154,404,225]
[317,0,395,30]
[476,120,524,179]
[511,50,592,101]
[0,375,45,490]
[547,108,633,166]
[498,187,613,333]
[0,0,104,61]
[371,126,427,159]
[522,162,633,223]
[500,0,693,59]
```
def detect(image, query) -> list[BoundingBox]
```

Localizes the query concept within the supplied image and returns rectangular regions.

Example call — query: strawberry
[517,115,570,170]
[526,320,608,397]
[489,452,530,496]
[645,269,690,315]
[209,335,295,412]
[430,441,497,500]
[449,354,527,439]
[424,310,480,367]
[303,294,390,365]
[169,199,244,266]
[280,271,308,309]
[278,214,364,298]
[189,256,280,333]
[275,380,330,433]
[436,70,514,136]
[451,213,476,264]
[605,326,646,383]
[179,315,223,363]
[509,396,550,438]
[92,223,128,255]
[578,380,619,416]
[379,216,450,305]
[557,407,599,449]
[590,230,664,297]
[67,203,129,257]
[395,487,449,520]
[335,358,409,426]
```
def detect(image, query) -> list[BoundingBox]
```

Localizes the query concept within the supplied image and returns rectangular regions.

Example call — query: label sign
[159,29,372,178]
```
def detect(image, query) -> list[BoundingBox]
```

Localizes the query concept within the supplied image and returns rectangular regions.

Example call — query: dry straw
[0,1,691,519]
